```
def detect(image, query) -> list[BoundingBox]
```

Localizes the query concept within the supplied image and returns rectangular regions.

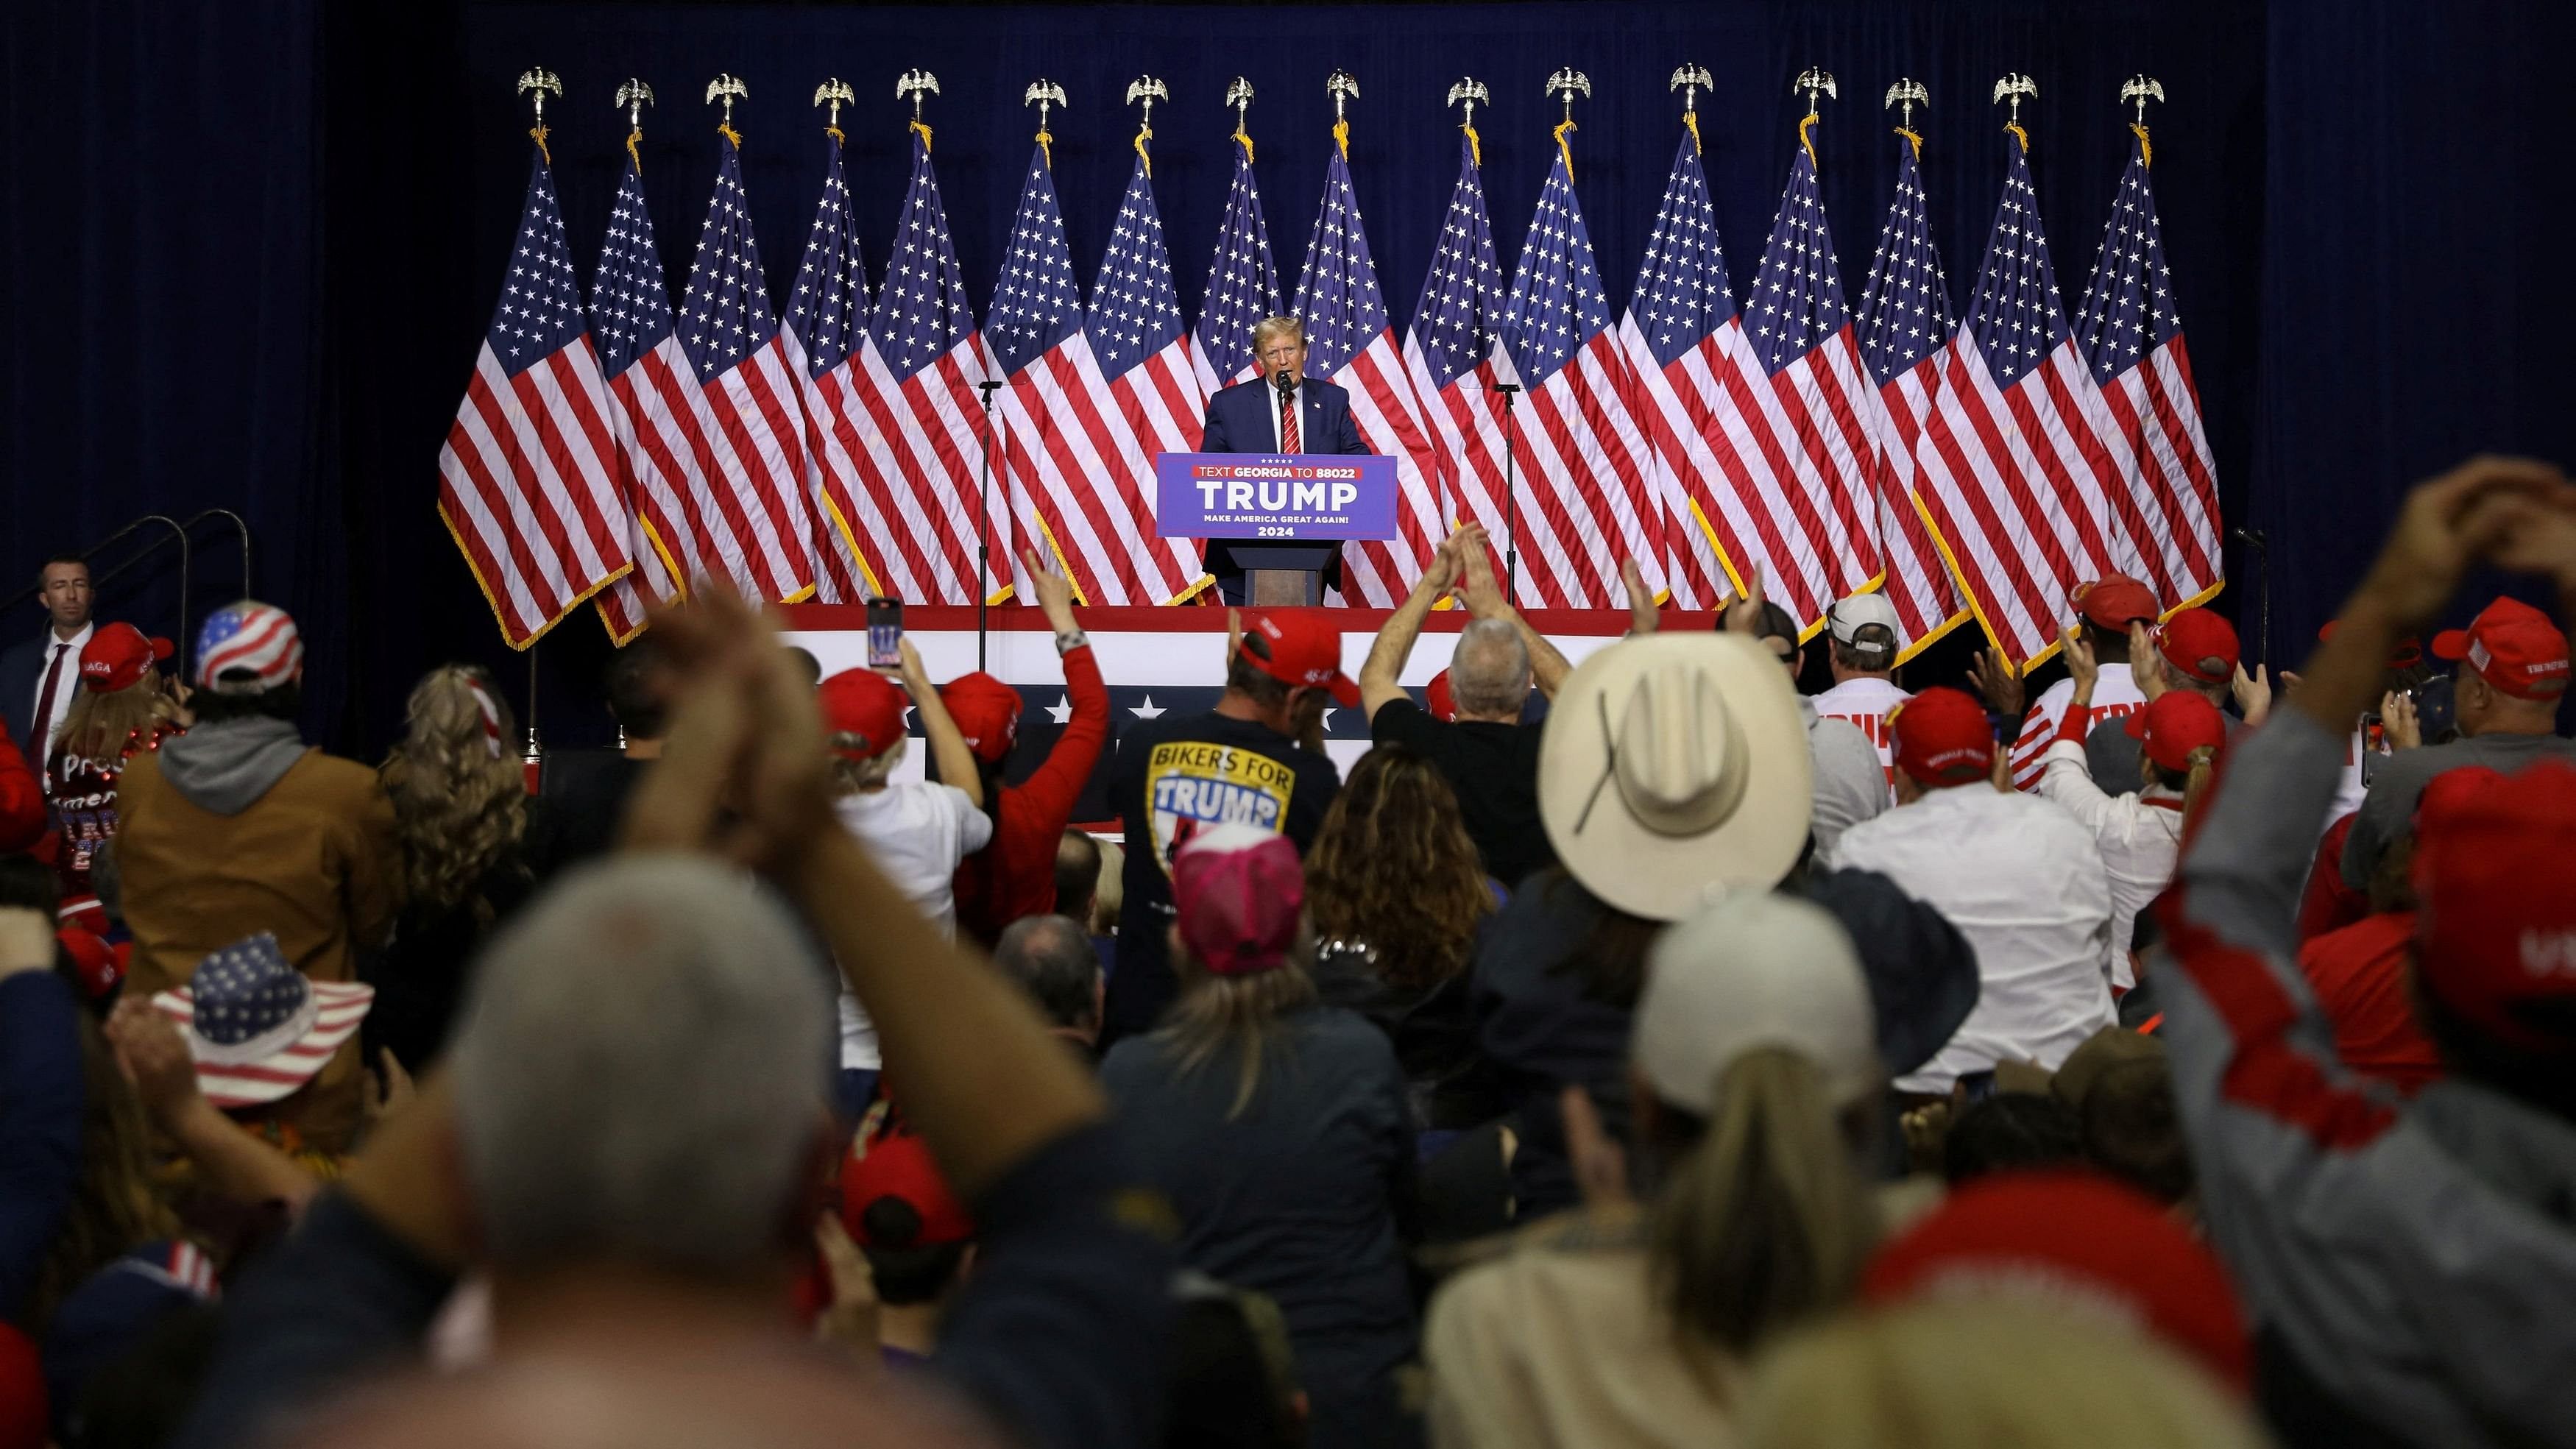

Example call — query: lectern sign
[1154,453,1400,540]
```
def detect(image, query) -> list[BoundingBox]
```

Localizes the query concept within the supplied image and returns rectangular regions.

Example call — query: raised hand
[2381,689,2421,750]
[1721,571,1768,637]
[1968,648,2024,718]
[2354,456,2566,631]
[2060,623,2100,704]
[1455,524,1507,617]
[2129,621,2168,703]
[105,997,202,1125]
[1619,558,1658,637]
[1022,548,1078,632]
[2232,662,2274,726]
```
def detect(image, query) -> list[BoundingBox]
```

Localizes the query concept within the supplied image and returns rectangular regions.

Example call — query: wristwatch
[1055,629,1090,656]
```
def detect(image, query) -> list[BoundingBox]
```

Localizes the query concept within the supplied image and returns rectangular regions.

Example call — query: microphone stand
[975,378,1005,670]
[2232,525,2270,667]
[1491,382,1522,606]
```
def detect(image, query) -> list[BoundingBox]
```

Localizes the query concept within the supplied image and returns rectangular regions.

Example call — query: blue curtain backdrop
[1,1,2566,753]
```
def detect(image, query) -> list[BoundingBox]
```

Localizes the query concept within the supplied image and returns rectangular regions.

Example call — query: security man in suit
[1,554,97,773]
[1197,315,1368,603]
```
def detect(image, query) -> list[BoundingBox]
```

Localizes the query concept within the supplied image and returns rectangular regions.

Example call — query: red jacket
[0,719,42,853]
[954,645,1108,942]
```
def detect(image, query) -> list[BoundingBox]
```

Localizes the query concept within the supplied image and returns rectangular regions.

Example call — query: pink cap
[1172,822,1303,975]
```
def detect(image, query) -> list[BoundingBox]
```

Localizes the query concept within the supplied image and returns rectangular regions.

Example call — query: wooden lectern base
[1246,567,1323,607]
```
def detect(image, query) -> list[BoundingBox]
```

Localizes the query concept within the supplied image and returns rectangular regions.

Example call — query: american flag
[1192,136,1281,393]
[1404,134,1528,592]
[1613,128,1743,610]
[436,144,632,648]
[828,131,991,606]
[1852,131,1970,656]
[988,143,1201,605]
[1500,146,1663,609]
[779,132,876,604]
[671,132,820,603]
[588,147,761,642]
[1709,135,1885,629]
[2072,129,2222,616]
[1914,130,2152,670]
[1289,143,1443,606]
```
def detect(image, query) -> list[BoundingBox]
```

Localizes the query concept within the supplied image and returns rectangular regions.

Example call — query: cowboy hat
[151,933,372,1108]
[1538,631,1812,921]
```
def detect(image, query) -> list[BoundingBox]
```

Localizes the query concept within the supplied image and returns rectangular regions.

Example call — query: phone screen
[866,597,903,670]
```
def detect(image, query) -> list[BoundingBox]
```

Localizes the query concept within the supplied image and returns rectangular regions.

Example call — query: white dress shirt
[1809,676,1912,782]
[2010,663,2142,789]
[1824,780,2115,1092]
[30,621,93,770]
[2037,736,2184,991]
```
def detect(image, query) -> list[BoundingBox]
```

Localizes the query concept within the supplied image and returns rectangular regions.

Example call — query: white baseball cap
[1632,893,1880,1114]
[1827,592,1904,652]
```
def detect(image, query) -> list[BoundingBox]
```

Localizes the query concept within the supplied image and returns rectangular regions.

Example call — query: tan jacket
[117,745,401,1151]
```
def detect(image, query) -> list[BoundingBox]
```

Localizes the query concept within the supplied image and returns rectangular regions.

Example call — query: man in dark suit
[1,554,97,768]
[1197,316,1369,603]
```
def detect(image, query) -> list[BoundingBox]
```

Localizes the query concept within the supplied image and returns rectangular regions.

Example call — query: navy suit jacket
[0,636,47,749]
[1197,375,1366,588]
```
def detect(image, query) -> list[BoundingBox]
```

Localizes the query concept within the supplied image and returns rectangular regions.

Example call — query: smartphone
[1954,1069,1998,1105]
[866,597,903,670]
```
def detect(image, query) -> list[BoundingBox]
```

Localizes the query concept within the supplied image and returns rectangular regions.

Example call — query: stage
[781,603,1685,790]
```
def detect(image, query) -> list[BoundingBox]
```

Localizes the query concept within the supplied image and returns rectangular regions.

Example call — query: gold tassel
[1798,111,1819,168]
[717,121,742,149]
[2130,121,2153,169]
[1333,116,1350,160]
[623,127,640,171]
[1552,117,1577,180]
[1682,110,1700,157]
[1233,127,1254,166]
[1895,126,1922,163]
[910,118,933,154]
[1463,121,1481,169]
[2005,121,2028,155]
[529,124,551,165]
[1134,124,1153,178]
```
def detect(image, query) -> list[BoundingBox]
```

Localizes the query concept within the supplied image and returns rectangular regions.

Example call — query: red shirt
[953,645,1109,943]
[0,718,40,853]
[2296,812,2368,942]
[2296,910,2444,1097]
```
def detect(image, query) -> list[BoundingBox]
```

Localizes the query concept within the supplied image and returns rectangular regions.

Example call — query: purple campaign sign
[1154,453,1399,540]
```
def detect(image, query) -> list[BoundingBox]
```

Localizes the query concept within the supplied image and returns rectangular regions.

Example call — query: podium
[1156,451,1400,604]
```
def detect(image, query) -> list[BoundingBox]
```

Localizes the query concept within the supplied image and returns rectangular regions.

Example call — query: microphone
[1489,382,1522,396]
[1271,368,1298,397]
[2229,526,2268,550]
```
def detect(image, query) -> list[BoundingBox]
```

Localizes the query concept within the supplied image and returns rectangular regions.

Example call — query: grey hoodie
[158,718,309,816]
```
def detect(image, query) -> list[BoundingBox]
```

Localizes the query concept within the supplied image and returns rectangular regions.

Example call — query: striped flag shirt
[1191,138,1281,394]
[988,144,1197,605]
[830,132,991,606]
[1289,144,1443,606]
[1851,132,1970,656]
[1613,128,1744,611]
[586,150,774,640]
[673,132,820,603]
[1913,131,2152,670]
[1500,149,1663,609]
[779,133,877,604]
[436,144,632,647]
[1404,135,1527,593]
[2072,130,2222,617]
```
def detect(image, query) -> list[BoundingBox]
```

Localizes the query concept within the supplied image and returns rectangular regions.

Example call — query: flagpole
[1492,382,1521,606]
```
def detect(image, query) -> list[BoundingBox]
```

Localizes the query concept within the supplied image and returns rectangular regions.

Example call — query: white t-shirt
[830,780,993,1069]
[1809,676,1913,782]
[2011,664,2144,790]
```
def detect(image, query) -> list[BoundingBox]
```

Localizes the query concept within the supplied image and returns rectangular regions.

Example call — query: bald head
[1449,618,1531,720]
[994,913,1103,1041]
[453,857,835,1278]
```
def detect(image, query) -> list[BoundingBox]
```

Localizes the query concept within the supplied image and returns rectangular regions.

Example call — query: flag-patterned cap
[195,601,304,695]
[152,933,372,1108]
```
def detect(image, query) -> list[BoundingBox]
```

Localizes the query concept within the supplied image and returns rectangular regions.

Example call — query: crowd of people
[3,455,2575,1448]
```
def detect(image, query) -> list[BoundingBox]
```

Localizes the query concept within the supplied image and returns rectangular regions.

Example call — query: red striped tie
[1280,392,1300,454]
[31,641,67,759]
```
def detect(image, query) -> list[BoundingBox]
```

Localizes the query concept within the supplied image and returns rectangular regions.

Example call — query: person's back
[1826,687,2113,1091]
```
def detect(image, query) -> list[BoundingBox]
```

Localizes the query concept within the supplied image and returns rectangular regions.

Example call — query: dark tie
[31,641,66,759]
[1280,392,1301,454]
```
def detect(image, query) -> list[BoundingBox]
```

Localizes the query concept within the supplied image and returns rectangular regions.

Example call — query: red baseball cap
[2123,691,2228,774]
[2432,597,2570,701]
[1172,822,1304,975]
[2071,575,2160,630]
[818,669,910,759]
[1888,687,1995,788]
[79,623,173,694]
[2410,760,2576,1053]
[56,928,127,1001]
[2318,620,2424,670]
[841,1124,973,1250]
[2155,609,2238,686]
[1237,609,1359,706]
[1864,1170,2250,1395]
[938,672,1022,765]
[1425,669,1457,722]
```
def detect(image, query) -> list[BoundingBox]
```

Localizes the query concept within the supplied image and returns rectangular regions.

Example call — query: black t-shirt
[1368,698,1554,889]
[1103,711,1340,1043]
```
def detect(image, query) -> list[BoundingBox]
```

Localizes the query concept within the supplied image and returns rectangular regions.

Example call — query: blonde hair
[1250,315,1306,352]
[829,734,907,794]
[381,665,528,918]
[1649,1049,1879,1354]
[1158,945,1319,1119]
[1742,1300,2268,1449]
[56,672,180,766]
